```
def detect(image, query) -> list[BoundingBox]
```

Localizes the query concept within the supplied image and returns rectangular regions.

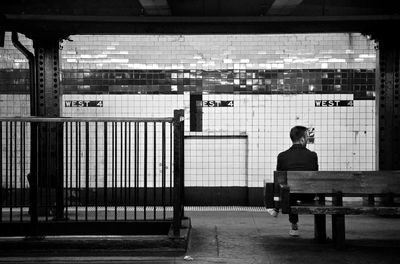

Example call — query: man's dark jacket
[277,144,318,171]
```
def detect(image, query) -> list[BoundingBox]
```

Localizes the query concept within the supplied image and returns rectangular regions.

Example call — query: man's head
[290,126,309,146]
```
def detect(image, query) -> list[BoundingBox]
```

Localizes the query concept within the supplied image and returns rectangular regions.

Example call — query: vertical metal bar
[23,122,26,221]
[78,122,81,219]
[114,122,117,221]
[111,122,114,220]
[5,123,9,221]
[20,122,24,221]
[10,122,13,221]
[38,124,43,221]
[55,122,64,220]
[124,122,127,221]
[14,122,18,220]
[45,123,49,221]
[144,122,148,220]
[180,115,185,219]
[22,122,25,221]
[7,122,13,222]
[120,122,123,220]
[173,115,180,236]
[69,122,73,220]
[30,121,38,231]
[135,122,140,220]
[170,122,173,206]
[162,122,166,220]
[0,122,2,222]
[85,122,89,221]
[65,122,69,219]
[136,122,140,221]
[95,122,98,221]
[128,122,131,218]
[173,110,184,237]
[0,122,3,222]
[49,123,54,220]
[23,122,27,220]
[153,122,156,220]
[104,122,108,221]
[134,122,137,220]
[75,122,79,221]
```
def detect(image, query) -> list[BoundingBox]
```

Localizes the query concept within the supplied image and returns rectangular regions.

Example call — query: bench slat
[290,206,400,215]
[274,171,400,194]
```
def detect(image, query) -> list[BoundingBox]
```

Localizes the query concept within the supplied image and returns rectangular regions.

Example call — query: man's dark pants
[289,194,315,224]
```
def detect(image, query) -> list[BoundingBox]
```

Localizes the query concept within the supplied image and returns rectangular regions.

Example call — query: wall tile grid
[1,32,377,188]
[0,33,32,187]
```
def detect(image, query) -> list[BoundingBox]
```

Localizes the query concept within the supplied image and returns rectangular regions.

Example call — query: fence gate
[0,110,185,237]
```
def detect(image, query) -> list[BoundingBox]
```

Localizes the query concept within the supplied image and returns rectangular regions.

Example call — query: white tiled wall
[60,33,375,70]
[1,32,377,189]
[1,93,375,188]
[185,137,248,187]
[0,94,30,117]
[61,93,375,188]
[0,32,375,70]
[62,94,186,118]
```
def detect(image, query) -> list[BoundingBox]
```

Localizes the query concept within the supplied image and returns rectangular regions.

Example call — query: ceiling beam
[138,0,171,15]
[4,14,399,23]
[266,0,303,15]
[2,14,399,35]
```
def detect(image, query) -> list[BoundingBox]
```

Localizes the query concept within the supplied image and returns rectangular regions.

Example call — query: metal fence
[0,110,185,236]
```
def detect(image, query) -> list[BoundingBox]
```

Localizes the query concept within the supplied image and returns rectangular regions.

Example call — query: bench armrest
[264,182,275,208]
[264,181,291,212]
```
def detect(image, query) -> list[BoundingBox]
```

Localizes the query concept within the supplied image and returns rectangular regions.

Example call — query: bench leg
[332,214,345,249]
[314,214,326,243]
[264,183,275,208]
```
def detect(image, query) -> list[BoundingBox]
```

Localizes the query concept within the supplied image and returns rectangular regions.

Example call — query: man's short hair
[290,126,308,142]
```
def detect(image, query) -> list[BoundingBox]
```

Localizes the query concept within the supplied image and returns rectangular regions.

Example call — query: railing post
[55,122,64,219]
[29,121,38,235]
[173,110,184,237]
[180,111,185,219]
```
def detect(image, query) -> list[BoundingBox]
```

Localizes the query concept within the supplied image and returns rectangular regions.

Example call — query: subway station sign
[65,100,104,107]
[202,100,234,107]
[315,100,353,107]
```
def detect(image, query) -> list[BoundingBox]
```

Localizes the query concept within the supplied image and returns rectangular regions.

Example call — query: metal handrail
[0,116,175,123]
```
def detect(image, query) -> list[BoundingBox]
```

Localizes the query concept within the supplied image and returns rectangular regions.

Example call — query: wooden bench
[264,171,400,248]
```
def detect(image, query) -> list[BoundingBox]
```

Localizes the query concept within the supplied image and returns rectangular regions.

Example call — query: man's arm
[313,152,319,171]
[277,153,283,171]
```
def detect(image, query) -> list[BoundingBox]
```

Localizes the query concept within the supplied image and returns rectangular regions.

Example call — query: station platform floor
[1,206,400,263]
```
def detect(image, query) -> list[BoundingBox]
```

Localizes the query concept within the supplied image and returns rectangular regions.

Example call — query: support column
[376,37,400,170]
[32,37,64,219]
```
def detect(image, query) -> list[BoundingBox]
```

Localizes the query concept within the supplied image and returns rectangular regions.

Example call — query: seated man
[268,126,319,237]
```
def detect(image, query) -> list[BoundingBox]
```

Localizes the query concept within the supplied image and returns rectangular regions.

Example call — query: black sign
[65,100,103,107]
[202,101,234,107]
[315,100,353,107]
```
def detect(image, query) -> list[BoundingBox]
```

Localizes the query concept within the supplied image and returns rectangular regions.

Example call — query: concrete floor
[1,208,400,263]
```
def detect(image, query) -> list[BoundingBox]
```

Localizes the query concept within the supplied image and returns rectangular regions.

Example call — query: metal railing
[0,110,185,236]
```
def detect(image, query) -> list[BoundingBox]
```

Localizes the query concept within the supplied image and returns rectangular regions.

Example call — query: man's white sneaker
[266,208,278,217]
[289,224,299,237]
[289,229,299,237]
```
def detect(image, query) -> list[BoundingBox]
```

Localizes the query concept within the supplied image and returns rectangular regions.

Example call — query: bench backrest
[274,171,400,195]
